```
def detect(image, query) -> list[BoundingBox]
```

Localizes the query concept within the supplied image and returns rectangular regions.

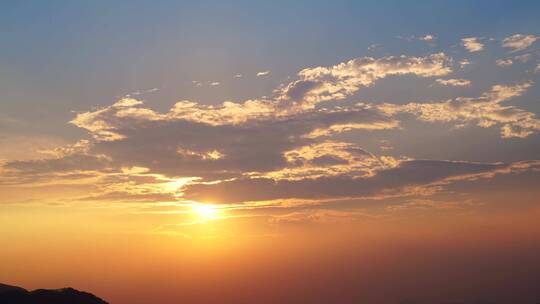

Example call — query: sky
[1,1,540,303]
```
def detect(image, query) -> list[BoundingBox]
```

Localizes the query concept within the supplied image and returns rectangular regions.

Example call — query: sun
[191,203,220,221]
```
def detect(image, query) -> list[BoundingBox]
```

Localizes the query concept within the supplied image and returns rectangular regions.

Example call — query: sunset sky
[1,1,540,303]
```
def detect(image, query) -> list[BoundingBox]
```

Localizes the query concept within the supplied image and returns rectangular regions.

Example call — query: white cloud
[255,141,397,181]
[502,34,538,52]
[125,87,159,97]
[496,58,513,67]
[378,82,540,138]
[459,59,472,68]
[435,78,471,87]
[4,49,538,208]
[278,53,452,112]
[514,54,531,62]
[419,34,435,41]
[367,43,382,51]
[497,54,531,67]
[256,70,270,76]
[461,37,484,52]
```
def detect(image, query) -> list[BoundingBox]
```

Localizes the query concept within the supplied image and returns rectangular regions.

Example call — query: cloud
[0,114,23,130]
[461,37,484,52]
[69,98,398,181]
[535,63,540,73]
[397,34,436,43]
[256,70,270,76]
[277,53,452,111]
[268,209,367,225]
[64,96,395,192]
[234,74,243,78]
[367,43,382,51]
[181,160,536,204]
[0,52,449,206]
[125,87,159,97]
[210,82,220,86]
[71,53,450,136]
[4,153,110,175]
[0,152,111,190]
[2,50,538,210]
[378,82,540,138]
[384,198,474,212]
[59,56,412,187]
[458,59,471,68]
[502,34,538,52]
[70,98,161,141]
[253,141,399,181]
[435,78,471,87]
[419,34,435,41]
[0,135,68,161]
[497,54,533,67]
[496,58,513,67]
[514,54,531,62]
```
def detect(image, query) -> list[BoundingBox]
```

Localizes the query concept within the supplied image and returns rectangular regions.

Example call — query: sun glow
[191,203,220,221]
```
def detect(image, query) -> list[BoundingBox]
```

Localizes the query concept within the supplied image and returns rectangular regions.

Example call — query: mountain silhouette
[0,283,108,304]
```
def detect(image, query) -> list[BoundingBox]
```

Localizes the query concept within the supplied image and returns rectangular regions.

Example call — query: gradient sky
[1,1,540,304]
